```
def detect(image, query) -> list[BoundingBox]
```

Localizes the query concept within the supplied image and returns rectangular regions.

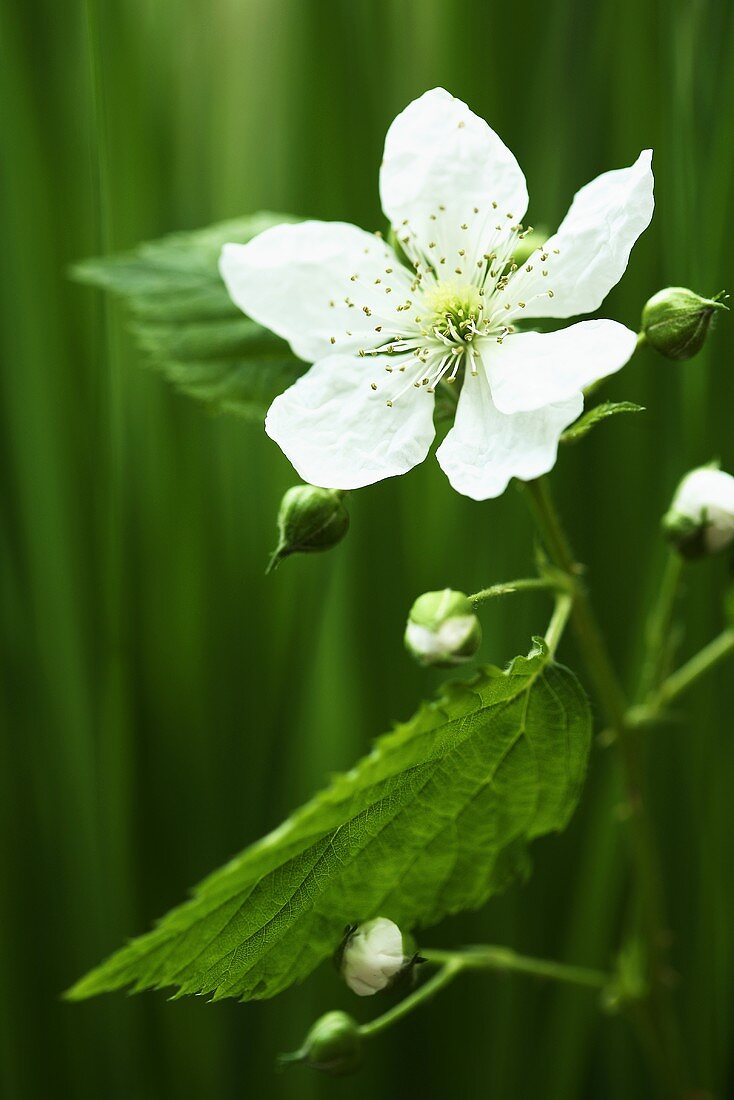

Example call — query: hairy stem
[599,628,734,745]
[633,627,734,723]
[470,577,561,605]
[545,592,574,657]
[637,551,685,702]
[421,946,609,989]
[522,476,688,1098]
[359,960,463,1038]
[361,946,609,1040]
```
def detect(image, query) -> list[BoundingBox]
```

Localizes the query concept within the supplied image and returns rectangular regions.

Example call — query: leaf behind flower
[72,213,305,419]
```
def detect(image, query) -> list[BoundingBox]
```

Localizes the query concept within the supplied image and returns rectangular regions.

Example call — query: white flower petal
[436,365,582,500]
[379,88,528,259]
[342,918,405,997]
[265,354,436,490]
[360,917,404,960]
[508,151,654,320]
[485,320,638,414]
[674,468,734,517]
[347,974,381,996]
[220,221,410,362]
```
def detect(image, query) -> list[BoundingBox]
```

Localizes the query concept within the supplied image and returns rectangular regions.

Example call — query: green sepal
[562,401,644,445]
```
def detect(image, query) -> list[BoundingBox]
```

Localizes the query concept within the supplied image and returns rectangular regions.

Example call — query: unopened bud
[339,917,407,996]
[405,589,482,667]
[662,466,734,558]
[642,287,727,361]
[279,1011,362,1076]
[267,485,349,572]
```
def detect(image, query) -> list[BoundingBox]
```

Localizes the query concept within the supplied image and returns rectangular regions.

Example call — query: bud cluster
[280,917,414,1077]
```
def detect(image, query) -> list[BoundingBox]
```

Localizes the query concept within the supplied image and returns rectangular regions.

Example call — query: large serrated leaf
[562,400,644,444]
[72,213,306,420]
[67,641,591,1004]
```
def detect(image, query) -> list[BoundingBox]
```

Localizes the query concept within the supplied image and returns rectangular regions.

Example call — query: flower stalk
[421,946,610,990]
[545,592,574,657]
[470,576,567,605]
[636,551,685,702]
[359,945,611,1041]
[358,959,463,1039]
[521,475,689,1098]
[629,628,734,728]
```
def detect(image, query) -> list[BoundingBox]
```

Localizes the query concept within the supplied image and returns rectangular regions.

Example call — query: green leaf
[562,401,644,444]
[67,640,591,1004]
[72,213,305,419]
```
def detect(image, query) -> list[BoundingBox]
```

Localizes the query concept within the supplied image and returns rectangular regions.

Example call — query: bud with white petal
[278,1010,362,1076]
[267,484,349,572]
[405,589,482,668]
[340,917,407,996]
[662,466,734,558]
[642,287,727,361]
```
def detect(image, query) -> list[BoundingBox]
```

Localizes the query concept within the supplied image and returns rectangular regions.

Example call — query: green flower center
[423,280,483,342]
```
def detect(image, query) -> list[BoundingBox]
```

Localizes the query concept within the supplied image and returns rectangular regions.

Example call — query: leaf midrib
[148,683,548,999]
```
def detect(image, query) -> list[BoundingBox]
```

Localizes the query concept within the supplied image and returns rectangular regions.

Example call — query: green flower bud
[662,466,734,559]
[405,589,482,668]
[641,287,728,361]
[267,485,349,572]
[278,1011,362,1077]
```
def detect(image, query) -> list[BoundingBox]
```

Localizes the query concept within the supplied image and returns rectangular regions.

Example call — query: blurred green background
[2,0,733,1096]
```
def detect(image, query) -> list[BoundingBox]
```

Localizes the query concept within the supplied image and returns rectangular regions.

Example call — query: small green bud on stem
[405,589,482,667]
[641,286,728,361]
[278,1010,362,1076]
[267,484,349,572]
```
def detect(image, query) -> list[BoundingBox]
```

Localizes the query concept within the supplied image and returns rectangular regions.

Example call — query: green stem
[361,944,609,1040]
[600,627,734,743]
[637,552,685,702]
[545,592,574,657]
[523,478,628,726]
[421,946,609,990]
[633,628,734,724]
[470,577,561,605]
[359,960,463,1038]
[522,476,688,1097]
